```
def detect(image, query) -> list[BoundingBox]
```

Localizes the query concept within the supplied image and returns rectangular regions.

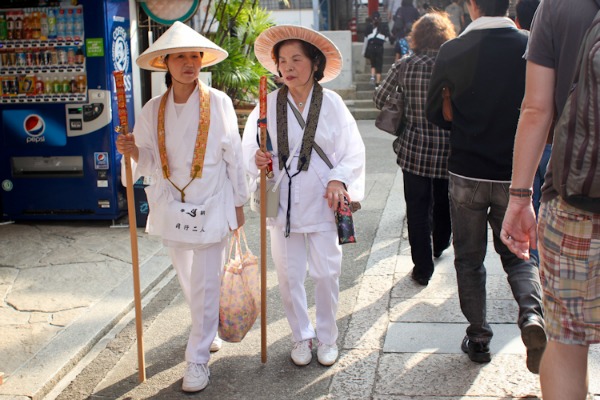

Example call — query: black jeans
[402,170,452,279]
[449,174,544,343]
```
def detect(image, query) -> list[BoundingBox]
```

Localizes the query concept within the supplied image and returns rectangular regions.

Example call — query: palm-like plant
[200,0,277,106]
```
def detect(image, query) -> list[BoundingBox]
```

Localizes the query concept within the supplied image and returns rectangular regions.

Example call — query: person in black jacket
[425,0,546,374]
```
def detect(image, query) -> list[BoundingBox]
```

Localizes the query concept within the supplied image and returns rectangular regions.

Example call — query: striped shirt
[374,50,451,179]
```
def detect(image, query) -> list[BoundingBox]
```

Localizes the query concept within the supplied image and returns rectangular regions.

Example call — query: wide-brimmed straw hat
[136,21,228,71]
[254,25,342,83]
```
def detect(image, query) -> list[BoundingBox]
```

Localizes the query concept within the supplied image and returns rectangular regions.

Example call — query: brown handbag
[442,86,453,122]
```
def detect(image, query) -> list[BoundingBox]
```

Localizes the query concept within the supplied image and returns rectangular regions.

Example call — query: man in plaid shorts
[501,1,600,399]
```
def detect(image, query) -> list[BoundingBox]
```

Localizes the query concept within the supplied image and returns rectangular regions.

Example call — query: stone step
[356,81,377,91]
[355,99,376,107]
[356,89,377,100]
[351,108,380,120]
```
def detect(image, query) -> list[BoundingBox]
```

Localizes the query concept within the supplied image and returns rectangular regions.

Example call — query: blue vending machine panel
[0,0,134,220]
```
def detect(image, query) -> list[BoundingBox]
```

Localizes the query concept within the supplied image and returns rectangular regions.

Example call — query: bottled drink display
[0,6,87,102]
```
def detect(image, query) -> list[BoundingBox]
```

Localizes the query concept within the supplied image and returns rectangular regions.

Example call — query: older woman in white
[242,25,366,367]
[116,21,248,393]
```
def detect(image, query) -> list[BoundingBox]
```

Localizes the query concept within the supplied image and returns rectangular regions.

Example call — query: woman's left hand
[325,180,349,210]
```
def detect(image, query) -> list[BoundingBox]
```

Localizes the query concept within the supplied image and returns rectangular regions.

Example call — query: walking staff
[114,71,146,383]
[258,76,269,363]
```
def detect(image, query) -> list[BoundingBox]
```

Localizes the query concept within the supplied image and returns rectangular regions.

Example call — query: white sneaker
[210,336,222,352]
[317,341,338,366]
[182,362,210,392]
[291,339,313,366]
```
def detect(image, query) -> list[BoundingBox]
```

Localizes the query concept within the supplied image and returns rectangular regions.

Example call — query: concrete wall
[270,9,314,27]
[321,30,353,92]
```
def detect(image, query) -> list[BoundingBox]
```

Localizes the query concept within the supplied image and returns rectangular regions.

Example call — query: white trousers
[270,229,342,345]
[168,238,227,364]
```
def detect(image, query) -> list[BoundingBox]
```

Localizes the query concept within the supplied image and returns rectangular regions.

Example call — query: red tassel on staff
[113,71,146,382]
[259,76,268,363]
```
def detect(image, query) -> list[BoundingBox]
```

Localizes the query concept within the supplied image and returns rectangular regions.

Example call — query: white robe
[241,87,366,233]
[241,86,366,345]
[131,85,249,248]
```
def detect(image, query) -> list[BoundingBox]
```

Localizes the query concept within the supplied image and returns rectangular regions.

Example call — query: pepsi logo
[23,115,45,137]
[97,153,105,161]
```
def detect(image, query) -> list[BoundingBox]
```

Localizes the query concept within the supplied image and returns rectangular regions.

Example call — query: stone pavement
[0,120,598,400]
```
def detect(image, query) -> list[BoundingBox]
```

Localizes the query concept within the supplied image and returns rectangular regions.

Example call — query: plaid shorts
[538,196,600,345]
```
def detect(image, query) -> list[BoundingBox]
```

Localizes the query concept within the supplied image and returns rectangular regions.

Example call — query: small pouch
[336,197,356,245]
[250,178,279,218]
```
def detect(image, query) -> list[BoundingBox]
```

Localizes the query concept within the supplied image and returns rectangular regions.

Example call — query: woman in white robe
[116,22,248,393]
[242,25,366,367]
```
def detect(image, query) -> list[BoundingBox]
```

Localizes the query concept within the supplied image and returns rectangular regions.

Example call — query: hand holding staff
[114,71,146,383]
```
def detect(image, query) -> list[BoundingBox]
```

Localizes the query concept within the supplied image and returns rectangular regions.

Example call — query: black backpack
[551,1,600,212]
[393,8,412,37]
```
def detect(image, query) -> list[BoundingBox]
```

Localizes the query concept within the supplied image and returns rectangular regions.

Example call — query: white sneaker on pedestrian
[317,341,338,366]
[210,336,222,352]
[291,339,313,366]
[182,362,210,392]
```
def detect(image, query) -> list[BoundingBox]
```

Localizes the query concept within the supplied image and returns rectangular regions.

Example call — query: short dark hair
[410,12,457,52]
[467,0,509,17]
[515,0,540,30]
[272,39,327,82]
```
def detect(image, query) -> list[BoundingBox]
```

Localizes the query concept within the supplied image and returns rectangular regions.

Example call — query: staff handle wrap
[113,71,146,382]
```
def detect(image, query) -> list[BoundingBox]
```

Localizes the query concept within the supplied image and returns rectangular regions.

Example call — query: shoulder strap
[395,58,408,93]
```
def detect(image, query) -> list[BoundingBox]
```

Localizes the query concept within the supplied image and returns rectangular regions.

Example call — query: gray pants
[448,174,543,343]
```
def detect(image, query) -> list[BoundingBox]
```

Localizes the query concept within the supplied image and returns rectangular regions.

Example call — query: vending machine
[0,0,134,221]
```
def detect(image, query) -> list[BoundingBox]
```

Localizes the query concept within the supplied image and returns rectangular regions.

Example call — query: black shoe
[410,268,430,286]
[461,336,491,364]
[520,315,547,374]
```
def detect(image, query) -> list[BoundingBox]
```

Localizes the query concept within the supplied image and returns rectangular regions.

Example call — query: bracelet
[509,187,533,198]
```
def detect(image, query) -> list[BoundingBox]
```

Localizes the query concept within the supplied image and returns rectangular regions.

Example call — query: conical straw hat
[136,21,228,71]
[254,25,342,83]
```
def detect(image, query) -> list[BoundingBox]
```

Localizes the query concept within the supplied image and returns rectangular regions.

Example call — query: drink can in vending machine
[6,76,18,96]
[35,76,44,94]
[9,51,17,66]
[67,47,75,65]
[2,78,10,96]
[16,51,26,67]
[49,49,58,66]
[77,74,86,93]
[52,76,62,93]
[19,75,36,95]
[57,48,67,65]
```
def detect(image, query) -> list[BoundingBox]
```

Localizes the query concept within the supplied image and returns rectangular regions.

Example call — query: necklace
[298,101,304,107]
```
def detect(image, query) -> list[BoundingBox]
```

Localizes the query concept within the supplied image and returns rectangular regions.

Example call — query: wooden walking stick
[114,71,146,383]
[259,76,269,363]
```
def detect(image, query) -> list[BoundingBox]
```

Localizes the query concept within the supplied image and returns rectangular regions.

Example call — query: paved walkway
[0,120,598,400]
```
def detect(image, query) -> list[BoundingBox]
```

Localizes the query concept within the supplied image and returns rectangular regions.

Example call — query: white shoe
[291,339,313,366]
[182,362,210,392]
[317,341,338,366]
[210,336,222,352]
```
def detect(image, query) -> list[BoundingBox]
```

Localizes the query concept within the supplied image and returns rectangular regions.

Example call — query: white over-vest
[129,84,249,364]
[241,86,365,345]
